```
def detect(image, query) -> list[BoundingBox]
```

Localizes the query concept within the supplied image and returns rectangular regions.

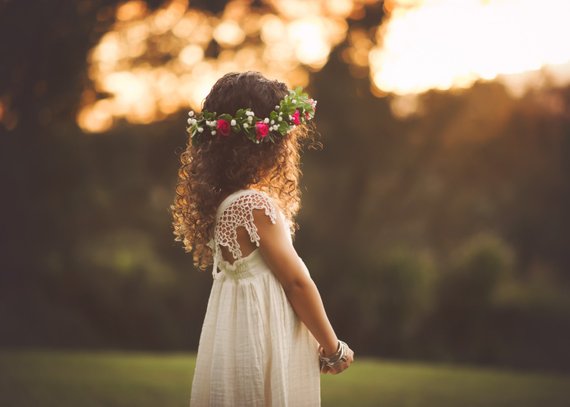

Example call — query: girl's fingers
[320,346,355,375]
[330,362,348,374]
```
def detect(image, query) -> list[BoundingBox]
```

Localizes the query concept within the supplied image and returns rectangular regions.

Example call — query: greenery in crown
[186,86,317,145]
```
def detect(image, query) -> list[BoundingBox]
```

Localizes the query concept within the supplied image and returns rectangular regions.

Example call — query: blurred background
[1,0,570,405]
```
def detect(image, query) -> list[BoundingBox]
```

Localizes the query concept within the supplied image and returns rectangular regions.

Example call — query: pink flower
[292,109,301,125]
[216,119,231,136]
[255,121,269,140]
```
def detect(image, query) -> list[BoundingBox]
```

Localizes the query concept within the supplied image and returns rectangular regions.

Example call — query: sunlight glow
[78,0,570,131]
[369,0,570,96]
[77,0,358,133]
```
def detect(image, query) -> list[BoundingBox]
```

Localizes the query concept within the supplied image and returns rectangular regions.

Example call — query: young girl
[171,71,354,406]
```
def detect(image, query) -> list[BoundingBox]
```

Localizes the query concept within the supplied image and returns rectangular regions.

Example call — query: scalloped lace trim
[214,191,277,261]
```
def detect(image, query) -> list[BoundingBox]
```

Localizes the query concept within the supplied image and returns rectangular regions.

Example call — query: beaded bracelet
[318,340,348,368]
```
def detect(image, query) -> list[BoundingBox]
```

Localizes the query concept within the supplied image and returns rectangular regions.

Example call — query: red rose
[216,119,231,136]
[292,109,301,125]
[255,121,269,140]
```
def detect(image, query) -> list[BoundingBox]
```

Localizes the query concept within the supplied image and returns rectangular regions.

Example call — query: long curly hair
[170,71,321,271]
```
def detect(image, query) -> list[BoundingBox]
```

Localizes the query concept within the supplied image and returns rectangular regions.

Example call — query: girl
[171,71,354,406]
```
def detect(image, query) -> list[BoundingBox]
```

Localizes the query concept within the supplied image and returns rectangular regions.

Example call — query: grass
[0,350,569,407]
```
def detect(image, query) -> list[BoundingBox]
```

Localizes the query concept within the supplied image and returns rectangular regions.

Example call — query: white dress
[189,189,321,407]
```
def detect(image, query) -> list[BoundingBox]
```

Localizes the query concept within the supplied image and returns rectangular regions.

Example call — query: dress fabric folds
[189,189,321,407]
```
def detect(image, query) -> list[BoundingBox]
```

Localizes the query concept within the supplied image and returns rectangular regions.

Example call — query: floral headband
[186,86,317,145]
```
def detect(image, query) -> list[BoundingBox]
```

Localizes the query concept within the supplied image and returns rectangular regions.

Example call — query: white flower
[270,120,274,124]
[247,116,253,122]
[275,105,279,109]
[243,123,249,128]
[212,130,216,135]
[230,119,236,126]
[188,111,195,117]
[197,127,204,133]
[246,111,254,116]
[292,99,296,103]
[278,117,282,122]
[187,118,196,125]
[263,118,269,123]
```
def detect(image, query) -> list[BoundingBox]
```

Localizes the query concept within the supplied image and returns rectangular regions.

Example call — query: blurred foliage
[1,0,569,374]
[354,247,436,356]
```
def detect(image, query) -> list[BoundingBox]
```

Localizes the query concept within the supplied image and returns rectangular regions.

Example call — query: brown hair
[170,71,321,271]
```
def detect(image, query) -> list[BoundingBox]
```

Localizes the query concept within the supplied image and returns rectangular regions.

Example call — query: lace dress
[189,189,321,407]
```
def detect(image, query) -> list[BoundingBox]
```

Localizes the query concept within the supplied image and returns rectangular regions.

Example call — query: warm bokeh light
[0,96,18,131]
[78,0,570,130]
[370,0,570,97]
[77,0,362,133]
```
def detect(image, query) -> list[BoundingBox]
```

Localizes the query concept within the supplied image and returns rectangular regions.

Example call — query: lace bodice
[207,189,280,279]
[216,191,277,260]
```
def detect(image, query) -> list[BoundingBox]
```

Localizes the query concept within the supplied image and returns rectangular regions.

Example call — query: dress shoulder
[214,190,278,261]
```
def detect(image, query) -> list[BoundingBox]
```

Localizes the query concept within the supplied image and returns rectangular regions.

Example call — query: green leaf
[278,122,288,134]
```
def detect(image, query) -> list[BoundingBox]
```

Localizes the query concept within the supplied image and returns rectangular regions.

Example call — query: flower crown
[186,86,317,145]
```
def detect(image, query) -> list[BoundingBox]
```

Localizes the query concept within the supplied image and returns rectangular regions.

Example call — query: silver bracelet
[319,340,348,367]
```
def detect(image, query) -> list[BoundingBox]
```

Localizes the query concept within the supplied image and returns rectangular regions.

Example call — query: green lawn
[0,350,568,407]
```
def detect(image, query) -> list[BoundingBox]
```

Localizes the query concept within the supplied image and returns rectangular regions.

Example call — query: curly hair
[170,71,321,271]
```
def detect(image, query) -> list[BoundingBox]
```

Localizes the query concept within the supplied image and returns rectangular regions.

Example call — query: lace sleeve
[214,191,278,260]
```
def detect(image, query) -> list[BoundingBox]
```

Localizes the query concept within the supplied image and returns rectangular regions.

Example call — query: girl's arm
[252,209,340,358]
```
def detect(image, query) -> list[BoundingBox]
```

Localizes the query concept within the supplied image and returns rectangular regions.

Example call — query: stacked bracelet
[318,340,348,368]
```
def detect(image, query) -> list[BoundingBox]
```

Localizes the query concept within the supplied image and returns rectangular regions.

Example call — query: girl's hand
[320,344,355,375]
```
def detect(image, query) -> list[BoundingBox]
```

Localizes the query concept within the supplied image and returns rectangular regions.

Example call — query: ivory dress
[189,189,321,407]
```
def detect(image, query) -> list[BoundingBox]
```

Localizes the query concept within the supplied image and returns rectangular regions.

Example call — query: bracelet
[319,340,348,367]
